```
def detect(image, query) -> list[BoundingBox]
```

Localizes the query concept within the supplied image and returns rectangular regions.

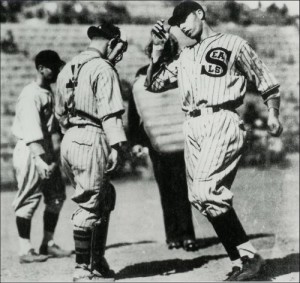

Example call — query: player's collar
[87,47,104,58]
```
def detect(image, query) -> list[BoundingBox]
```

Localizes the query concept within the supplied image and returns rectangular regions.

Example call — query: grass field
[0,154,299,282]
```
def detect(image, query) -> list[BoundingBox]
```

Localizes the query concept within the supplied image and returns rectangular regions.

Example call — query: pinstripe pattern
[147,32,279,217]
[148,33,279,112]
[183,110,246,217]
[60,125,110,229]
[56,49,125,128]
[56,49,125,229]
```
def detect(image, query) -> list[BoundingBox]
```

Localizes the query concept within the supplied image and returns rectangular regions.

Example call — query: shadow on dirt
[115,252,299,281]
[115,254,227,279]
[114,233,280,280]
[106,240,156,250]
[194,233,274,250]
[106,233,274,252]
[254,253,299,281]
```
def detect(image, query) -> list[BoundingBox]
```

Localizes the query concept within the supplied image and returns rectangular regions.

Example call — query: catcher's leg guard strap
[74,229,92,265]
[90,215,110,273]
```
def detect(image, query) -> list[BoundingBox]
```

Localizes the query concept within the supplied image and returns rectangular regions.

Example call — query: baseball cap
[87,22,120,40]
[168,1,205,26]
[35,50,65,71]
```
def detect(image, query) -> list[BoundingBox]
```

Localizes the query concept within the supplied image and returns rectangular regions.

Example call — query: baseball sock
[208,213,240,261]
[41,211,59,246]
[222,208,249,247]
[237,241,257,258]
[74,229,92,265]
[217,209,258,259]
[16,217,32,255]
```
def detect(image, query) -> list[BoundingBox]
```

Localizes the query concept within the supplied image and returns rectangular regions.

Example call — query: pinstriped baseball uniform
[146,33,280,217]
[55,49,126,230]
[12,81,65,219]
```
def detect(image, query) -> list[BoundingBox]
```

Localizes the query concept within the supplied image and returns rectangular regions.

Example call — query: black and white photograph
[0,1,299,282]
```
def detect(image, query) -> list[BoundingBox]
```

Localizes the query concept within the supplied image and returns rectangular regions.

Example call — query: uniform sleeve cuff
[266,96,280,111]
[27,141,46,157]
[102,118,127,146]
[104,128,127,146]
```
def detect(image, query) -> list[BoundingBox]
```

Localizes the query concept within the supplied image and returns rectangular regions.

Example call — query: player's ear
[37,65,44,73]
[196,9,205,20]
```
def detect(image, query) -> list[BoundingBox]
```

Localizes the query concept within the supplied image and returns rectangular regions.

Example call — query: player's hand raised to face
[151,20,170,46]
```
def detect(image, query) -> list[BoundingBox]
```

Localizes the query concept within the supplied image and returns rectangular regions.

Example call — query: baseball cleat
[40,243,73,258]
[182,239,198,251]
[92,257,115,278]
[224,266,242,281]
[167,241,182,250]
[234,254,265,281]
[90,269,115,282]
[73,264,92,282]
[19,249,49,264]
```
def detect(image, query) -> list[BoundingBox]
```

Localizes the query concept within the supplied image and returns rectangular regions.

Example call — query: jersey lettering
[201,48,232,77]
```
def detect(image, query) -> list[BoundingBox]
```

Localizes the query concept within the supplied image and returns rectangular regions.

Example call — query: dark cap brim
[47,59,65,71]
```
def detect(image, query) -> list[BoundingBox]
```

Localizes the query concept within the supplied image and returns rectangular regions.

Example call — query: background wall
[1,22,299,185]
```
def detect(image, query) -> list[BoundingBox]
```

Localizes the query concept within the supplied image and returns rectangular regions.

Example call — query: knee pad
[72,208,101,231]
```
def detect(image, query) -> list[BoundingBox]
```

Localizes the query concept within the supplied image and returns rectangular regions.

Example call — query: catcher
[55,22,128,282]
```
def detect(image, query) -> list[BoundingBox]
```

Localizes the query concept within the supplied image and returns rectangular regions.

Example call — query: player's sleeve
[95,67,126,146]
[18,92,44,144]
[144,57,179,93]
[236,42,280,104]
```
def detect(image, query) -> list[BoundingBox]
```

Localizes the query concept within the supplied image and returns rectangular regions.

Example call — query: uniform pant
[183,110,246,218]
[12,140,66,219]
[149,148,195,243]
[60,125,112,231]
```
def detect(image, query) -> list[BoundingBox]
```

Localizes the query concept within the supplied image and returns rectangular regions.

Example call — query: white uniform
[146,33,280,217]
[12,82,65,219]
[55,49,126,230]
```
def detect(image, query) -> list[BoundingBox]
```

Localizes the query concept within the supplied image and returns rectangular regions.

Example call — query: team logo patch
[201,48,232,77]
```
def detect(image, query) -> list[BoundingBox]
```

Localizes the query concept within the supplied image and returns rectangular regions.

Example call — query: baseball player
[145,1,283,281]
[55,22,127,282]
[12,50,72,263]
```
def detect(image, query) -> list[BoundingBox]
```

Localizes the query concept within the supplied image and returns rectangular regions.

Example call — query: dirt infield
[1,154,299,282]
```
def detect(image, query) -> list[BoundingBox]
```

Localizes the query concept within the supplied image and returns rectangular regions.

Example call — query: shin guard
[90,214,114,277]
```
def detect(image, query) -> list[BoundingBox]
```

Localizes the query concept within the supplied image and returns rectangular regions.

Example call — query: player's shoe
[90,269,115,282]
[234,254,265,281]
[93,257,115,277]
[167,240,182,249]
[19,249,49,264]
[224,266,242,281]
[182,239,198,251]
[39,242,73,258]
[73,263,92,282]
[90,257,115,281]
